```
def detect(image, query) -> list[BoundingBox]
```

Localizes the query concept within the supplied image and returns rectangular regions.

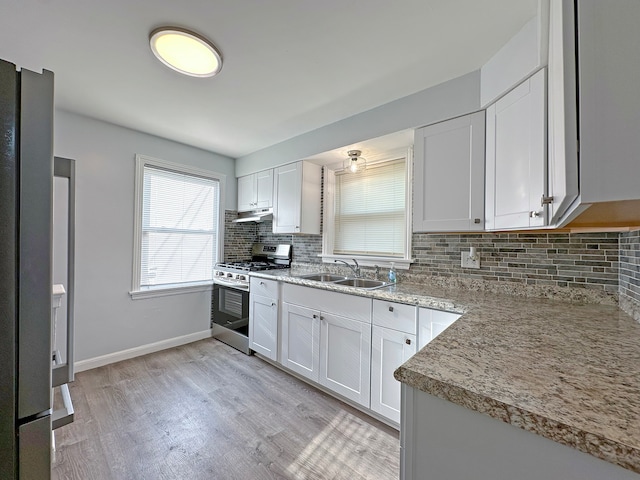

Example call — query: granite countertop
[252,268,640,474]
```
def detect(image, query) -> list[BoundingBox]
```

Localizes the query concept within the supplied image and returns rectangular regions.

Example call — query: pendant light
[149,27,223,78]
[344,150,366,173]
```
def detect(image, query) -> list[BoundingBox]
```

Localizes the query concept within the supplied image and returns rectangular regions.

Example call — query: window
[131,155,225,298]
[323,153,412,267]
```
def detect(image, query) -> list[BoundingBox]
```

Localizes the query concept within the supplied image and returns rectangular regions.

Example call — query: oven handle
[213,278,250,292]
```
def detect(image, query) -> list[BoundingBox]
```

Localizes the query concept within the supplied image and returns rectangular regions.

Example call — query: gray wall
[235,71,480,176]
[54,110,236,362]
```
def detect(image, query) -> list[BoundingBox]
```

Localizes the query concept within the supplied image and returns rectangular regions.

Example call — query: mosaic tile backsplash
[224,210,640,316]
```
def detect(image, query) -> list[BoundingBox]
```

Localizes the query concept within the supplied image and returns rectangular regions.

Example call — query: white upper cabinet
[273,161,321,234]
[480,1,549,107]
[485,68,547,231]
[413,111,485,232]
[554,0,640,227]
[237,169,273,212]
[546,0,579,224]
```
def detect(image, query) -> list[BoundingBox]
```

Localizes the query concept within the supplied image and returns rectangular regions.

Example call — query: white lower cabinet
[281,302,320,382]
[249,294,278,361]
[281,284,372,408]
[249,278,280,361]
[320,312,372,406]
[371,326,416,423]
[370,299,418,423]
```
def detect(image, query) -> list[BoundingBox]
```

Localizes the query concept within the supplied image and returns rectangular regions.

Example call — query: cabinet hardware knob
[271,302,276,307]
[312,314,318,319]
[530,211,542,218]
[388,306,394,312]
[474,218,481,224]
[541,195,554,206]
[320,316,325,321]
[405,338,411,345]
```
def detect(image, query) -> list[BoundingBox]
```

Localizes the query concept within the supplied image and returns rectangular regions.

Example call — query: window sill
[129,281,213,300]
[319,254,413,270]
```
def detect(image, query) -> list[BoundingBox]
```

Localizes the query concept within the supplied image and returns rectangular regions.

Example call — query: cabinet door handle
[388,306,394,312]
[260,281,265,285]
[474,218,481,224]
[405,338,412,345]
[271,302,276,307]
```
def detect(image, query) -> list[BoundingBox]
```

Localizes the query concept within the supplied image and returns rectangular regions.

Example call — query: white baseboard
[74,329,213,373]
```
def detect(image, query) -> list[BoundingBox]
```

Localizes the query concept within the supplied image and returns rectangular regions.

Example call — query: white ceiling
[0,0,537,160]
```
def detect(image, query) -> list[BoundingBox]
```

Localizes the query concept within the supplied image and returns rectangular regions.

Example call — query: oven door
[212,283,249,336]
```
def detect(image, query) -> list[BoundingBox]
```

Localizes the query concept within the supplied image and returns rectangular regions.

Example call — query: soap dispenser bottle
[388,262,397,284]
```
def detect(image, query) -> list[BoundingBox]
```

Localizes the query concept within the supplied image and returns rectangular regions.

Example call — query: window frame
[321,147,413,269]
[130,154,226,299]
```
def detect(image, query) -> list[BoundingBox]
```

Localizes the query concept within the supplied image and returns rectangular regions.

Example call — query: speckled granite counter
[251,268,640,474]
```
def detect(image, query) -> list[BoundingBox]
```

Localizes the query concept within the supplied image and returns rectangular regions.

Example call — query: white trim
[74,329,213,372]
[129,281,213,300]
[131,154,226,294]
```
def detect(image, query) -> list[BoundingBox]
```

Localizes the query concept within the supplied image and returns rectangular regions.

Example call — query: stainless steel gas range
[211,243,291,354]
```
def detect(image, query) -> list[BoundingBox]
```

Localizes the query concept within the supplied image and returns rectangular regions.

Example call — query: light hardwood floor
[52,338,400,480]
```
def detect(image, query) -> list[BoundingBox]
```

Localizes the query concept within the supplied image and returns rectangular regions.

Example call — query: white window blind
[141,166,219,287]
[334,158,406,257]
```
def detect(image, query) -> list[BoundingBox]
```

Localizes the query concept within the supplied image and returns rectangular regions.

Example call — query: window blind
[141,166,219,287]
[334,158,406,257]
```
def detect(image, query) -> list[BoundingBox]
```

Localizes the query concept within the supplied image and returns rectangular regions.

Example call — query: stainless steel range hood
[232,208,273,223]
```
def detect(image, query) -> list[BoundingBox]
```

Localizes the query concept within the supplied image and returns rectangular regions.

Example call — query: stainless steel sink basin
[333,278,393,289]
[297,273,349,282]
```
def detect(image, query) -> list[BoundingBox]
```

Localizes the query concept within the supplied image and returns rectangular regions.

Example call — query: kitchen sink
[333,278,393,289]
[297,273,349,282]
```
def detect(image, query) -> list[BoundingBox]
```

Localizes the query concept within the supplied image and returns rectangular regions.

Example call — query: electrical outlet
[461,251,481,269]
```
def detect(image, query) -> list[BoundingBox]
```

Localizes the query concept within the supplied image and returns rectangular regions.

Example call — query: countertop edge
[394,366,640,474]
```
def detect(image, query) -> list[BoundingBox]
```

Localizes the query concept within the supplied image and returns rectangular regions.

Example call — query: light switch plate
[461,251,481,269]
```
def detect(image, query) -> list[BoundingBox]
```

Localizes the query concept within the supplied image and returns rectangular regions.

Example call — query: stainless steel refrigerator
[0,58,54,479]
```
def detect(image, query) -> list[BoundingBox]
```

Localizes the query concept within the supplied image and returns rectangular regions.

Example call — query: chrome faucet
[334,259,360,278]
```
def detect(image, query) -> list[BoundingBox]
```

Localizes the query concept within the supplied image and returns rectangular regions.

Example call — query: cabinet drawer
[250,277,279,298]
[372,300,417,334]
[282,283,371,323]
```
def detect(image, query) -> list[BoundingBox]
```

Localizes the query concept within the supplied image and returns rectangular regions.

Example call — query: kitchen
[1,0,640,479]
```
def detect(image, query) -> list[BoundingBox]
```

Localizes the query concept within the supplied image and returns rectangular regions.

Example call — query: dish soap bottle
[388,262,397,284]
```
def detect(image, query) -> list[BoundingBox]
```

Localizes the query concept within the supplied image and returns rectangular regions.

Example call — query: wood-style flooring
[51,338,400,480]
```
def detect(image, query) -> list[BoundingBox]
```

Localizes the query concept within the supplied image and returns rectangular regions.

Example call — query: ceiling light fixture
[149,27,223,78]
[345,150,366,173]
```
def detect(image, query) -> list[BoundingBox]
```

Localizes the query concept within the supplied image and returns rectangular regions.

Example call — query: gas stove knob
[226,273,234,279]
[238,275,247,281]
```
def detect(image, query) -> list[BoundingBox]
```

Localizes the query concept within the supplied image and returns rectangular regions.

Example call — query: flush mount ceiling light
[344,150,366,173]
[149,27,222,78]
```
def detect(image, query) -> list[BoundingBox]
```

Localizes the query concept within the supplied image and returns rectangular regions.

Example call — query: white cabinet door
[319,312,372,407]
[418,308,461,350]
[273,163,301,233]
[547,0,578,224]
[273,161,321,234]
[237,169,273,212]
[486,68,546,231]
[255,169,273,209]
[281,302,320,382]
[413,111,485,232]
[371,326,416,423]
[249,293,278,361]
[237,174,256,212]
